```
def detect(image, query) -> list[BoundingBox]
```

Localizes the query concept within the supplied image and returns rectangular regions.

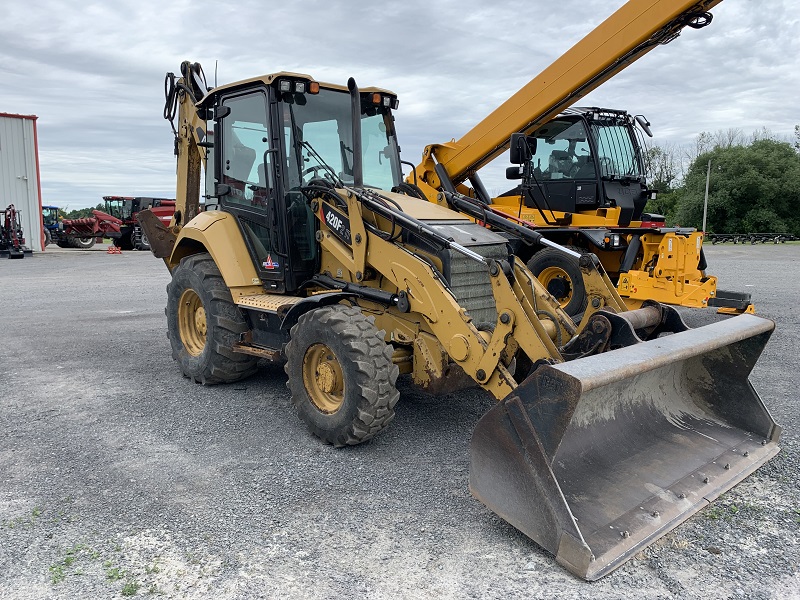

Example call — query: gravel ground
[0,243,797,599]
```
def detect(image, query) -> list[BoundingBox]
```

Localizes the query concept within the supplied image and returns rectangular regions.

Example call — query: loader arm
[310,186,555,400]
[414,0,721,190]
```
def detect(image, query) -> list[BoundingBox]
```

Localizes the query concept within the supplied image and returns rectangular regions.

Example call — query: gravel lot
[0,243,798,599]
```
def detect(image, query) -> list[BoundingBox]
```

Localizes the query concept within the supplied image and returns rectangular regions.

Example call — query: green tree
[64,203,104,220]
[643,143,681,220]
[673,139,800,234]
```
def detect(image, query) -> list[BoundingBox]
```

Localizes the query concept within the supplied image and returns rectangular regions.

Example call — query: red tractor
[55,197,176,250]
[102,196,175,250]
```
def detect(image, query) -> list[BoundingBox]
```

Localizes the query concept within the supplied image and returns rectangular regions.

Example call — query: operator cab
[42,206,60,227]
[201,73,403,293]
[503,107,649,225]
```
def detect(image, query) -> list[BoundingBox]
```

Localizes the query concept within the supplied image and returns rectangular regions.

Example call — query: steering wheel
[302,164,326,179]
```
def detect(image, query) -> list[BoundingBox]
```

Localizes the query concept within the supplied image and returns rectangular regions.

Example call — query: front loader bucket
[470,314,780,580]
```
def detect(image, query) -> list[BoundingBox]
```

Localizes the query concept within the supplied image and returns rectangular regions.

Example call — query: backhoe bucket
[470,314,780,580]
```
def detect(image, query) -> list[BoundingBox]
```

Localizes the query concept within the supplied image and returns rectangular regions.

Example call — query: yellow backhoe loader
[138,57,780,580]
[410,0,754,316]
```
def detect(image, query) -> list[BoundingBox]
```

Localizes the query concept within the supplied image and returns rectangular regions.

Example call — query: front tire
[527,247,587,317]
[285,305,399,447]
[166,253,258,384]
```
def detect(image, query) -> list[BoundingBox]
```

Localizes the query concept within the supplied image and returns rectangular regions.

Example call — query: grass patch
[49,543,98,584]
[49,564,66,584]
[121,580,140,596]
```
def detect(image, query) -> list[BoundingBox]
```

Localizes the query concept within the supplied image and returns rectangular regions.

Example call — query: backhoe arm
[139,62,210,259]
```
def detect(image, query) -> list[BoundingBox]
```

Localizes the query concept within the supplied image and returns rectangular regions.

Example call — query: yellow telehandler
[138,55,779,580]
[410,0,754,316]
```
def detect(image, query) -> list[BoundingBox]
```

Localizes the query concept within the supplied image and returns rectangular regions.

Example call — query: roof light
[382,96,391,107]
[371,92,382,105]
[295,81,306,93]
[278,79,291,92]
[308,82,320,94]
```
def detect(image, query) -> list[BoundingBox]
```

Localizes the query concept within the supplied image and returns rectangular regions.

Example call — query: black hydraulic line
[313,274,399,307]
[442,189,582,260]
[348,186,487,263]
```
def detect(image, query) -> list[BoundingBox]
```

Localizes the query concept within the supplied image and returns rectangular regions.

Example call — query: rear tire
[73,237,96,249]
[166,252,258,385]
[285,305,399,447]
[137,230,150,251]
[527,247,587,317]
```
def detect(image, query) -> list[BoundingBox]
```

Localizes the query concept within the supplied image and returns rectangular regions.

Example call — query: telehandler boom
[138,59,779,580]
[410,0,752,315]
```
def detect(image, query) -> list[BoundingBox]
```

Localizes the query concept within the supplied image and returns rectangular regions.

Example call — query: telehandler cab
[138,57,780,580]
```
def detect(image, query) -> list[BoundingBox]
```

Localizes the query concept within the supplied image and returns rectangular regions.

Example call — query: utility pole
[702,159,711,233]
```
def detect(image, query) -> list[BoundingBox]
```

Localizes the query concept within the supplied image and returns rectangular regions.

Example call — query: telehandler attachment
[139,59,780,580]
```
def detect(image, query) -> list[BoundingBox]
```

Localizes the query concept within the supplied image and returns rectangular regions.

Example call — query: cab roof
[198,72,396,108]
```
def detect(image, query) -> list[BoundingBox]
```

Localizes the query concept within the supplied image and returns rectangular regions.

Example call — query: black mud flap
[470,314,780,580]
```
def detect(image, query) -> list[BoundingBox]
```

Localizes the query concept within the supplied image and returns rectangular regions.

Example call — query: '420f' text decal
[320,204,352,246]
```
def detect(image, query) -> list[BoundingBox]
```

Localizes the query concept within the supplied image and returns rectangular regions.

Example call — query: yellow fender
[167,211,263,297]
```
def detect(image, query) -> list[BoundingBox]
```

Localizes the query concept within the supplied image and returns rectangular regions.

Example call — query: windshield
[589,119,644,180]
[526,117,644,181]
[42,208,59,226]
[104,199,133,220]
[528,119,596,181]
[281,88,401,191]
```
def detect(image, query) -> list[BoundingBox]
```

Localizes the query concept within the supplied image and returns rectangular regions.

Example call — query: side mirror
[506,166,523,180]
[509,133,537,164]
[635,115,653,138]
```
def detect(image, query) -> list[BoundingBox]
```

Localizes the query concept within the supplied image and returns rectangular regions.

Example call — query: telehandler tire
[166,252,258,385]
[527,247,587,317]
[285,305,399,447]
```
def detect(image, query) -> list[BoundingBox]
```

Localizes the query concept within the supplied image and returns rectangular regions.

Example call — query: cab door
[215,89,286,291]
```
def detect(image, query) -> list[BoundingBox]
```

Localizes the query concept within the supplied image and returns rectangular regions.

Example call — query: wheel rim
[302,343,345,413]
[538,266,573,306]
[178,289,207,356]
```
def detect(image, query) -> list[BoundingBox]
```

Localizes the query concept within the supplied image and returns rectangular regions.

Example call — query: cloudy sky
[2,0,798,209]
